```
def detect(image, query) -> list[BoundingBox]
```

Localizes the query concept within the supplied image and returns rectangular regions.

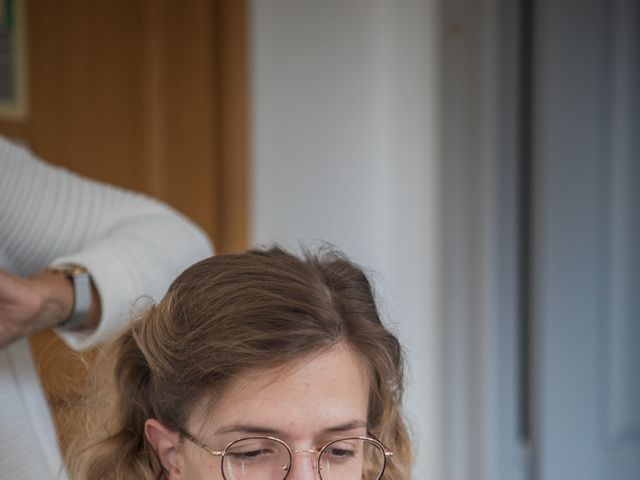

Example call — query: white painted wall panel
[250,1,442,477]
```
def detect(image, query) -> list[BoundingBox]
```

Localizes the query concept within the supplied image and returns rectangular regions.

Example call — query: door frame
[440,0,531,479]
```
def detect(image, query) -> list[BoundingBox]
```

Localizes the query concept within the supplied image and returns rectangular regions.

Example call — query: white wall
[250,1,442,477]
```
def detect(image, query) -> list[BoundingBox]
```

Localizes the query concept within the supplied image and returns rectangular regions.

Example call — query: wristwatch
[48,265,92,330]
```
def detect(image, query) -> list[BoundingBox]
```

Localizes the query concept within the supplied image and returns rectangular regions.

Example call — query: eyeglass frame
[179,429,394,480]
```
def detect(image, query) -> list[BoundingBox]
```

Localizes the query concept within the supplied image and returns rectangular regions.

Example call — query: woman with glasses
[66,246,412,479]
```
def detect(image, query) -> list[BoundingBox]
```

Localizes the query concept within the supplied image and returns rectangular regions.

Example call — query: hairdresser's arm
[0,269,101,348]
[0,137,213,350]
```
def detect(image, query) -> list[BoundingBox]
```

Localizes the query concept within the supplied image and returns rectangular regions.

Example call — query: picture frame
[0,0,27,120]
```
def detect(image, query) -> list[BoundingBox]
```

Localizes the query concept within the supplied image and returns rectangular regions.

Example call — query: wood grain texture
[217,0,250,253]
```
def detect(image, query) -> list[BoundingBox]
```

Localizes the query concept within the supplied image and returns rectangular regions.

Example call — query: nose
[286,451,319,480]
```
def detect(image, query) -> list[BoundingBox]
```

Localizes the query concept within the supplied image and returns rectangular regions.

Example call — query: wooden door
[0,0,248,451]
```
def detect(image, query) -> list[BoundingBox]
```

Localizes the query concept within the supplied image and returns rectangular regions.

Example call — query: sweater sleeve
[0,137,214,350]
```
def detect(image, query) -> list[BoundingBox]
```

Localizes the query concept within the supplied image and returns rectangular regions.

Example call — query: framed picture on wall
[0,0,27,120]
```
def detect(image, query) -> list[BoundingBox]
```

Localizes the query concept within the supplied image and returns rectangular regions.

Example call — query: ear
[145,419,182,478]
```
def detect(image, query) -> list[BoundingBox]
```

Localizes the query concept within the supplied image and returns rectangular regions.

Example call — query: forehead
[192,345,370,441]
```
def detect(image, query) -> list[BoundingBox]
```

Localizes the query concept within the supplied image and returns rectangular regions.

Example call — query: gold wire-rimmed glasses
[180,430,393,480]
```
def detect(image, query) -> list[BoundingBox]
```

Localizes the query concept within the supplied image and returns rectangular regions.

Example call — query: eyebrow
[215,420,368,437]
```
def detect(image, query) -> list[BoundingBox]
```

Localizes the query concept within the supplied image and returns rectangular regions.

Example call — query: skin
[146,344,370,480]
[0,268,100,347]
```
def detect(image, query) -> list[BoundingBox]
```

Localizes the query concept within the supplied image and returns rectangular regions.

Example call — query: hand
[0,269,73,348]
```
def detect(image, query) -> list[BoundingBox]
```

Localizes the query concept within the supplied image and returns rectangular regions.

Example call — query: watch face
[64,266,89,276]
[50,265,89,277]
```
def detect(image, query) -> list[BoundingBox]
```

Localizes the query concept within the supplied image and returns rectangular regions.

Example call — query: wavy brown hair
[66,246,412,479]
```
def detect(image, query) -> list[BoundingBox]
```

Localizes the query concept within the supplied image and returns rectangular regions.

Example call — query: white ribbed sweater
[0,138,213,479]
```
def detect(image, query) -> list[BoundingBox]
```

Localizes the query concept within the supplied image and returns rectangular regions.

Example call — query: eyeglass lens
[221,437,386,480]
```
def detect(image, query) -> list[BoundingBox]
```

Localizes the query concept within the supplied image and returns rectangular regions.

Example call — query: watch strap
[50,266,92,330]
